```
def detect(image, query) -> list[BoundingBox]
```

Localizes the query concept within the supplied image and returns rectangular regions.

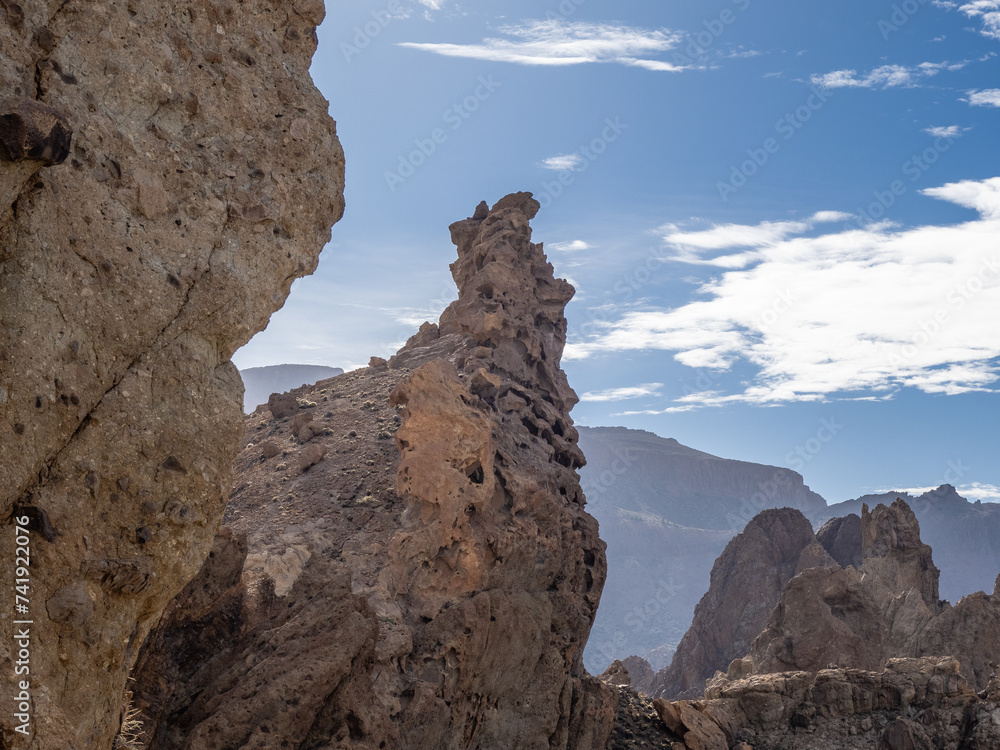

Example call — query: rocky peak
[128,194,614,749]
[648,507,835,700]
[862,499,941,609]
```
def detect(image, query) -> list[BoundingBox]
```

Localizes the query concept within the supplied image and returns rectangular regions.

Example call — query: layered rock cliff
[129,194,614,749]
[0,2,342,747]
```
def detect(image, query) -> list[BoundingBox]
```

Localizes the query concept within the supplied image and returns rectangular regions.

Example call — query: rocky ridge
[634,500,1000,749]
[648,508,835,701]
[0,2,342,747]
[129,194,614,749]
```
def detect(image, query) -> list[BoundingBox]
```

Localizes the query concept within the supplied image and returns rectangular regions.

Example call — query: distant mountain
[578,426,829,673]
[238,364,344,413]
[808,484,1000,604]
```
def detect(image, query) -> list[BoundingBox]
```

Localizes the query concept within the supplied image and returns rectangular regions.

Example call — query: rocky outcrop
[129,194,614,749]
[811,484,1000,604]
[648,508,835,700]
[0,2,342,748]
[816,513,862,569]
[579,426,828,672]
[738,500,1000,691]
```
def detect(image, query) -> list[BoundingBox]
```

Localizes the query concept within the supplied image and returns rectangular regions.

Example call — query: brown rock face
[816,512,862,569]
[649,508,835,700]
[0,1,342,747]
[742,500,1000,690]
[129,194,613,749]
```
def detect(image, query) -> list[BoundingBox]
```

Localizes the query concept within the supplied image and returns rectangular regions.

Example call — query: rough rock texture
[0,2,342,748]
[649,509,835,700]
[622,656,656,695]
[739,500,1000,691]
[129,194,614,749]
[816,513,862,570]
[578,426,827,673]
[672,656,1000,750]
[810,484,1000,604]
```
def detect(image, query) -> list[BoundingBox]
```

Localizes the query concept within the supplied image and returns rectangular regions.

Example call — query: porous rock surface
[0,1,342,748]
[649,508,835,700]
[129,194,614,749]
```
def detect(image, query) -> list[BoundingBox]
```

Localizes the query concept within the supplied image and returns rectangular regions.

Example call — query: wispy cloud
[924,125,970,137]
[957,0,1000,39]
[566,178,1000,409]
[400,20,686,70]
[540,154,586,171]
[548,240,592,252]
[967,88,1000,106]
[811,61,966,89]
[580,383,664,402]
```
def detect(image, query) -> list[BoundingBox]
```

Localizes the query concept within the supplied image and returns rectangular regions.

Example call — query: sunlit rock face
[0,1,343,746]
[128,194,614,749]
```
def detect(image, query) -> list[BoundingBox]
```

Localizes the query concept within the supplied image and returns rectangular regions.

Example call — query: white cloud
[566,177,1000,409]
[811,61,966,89]
[580,383,664,402]
[958,0,1000,39]
[400,19,685,70]
[548,240,592,252]
[418,0,444,9]
[887,483,1000,502]
[924,125,970,137]
[967,88,1000,106]
[540,154,586,171]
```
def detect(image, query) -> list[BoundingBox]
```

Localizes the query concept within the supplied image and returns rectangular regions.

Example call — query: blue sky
[233,0,1000,504]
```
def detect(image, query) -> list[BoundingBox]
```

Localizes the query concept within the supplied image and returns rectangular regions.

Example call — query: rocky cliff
[633,500,1000,749]
[0,2,342,747]
[739,500,1000,691]
[239,363,344,413]
[648,508,835,700]
[128,194,614,749]
[810,484,1000,603]
[579,426,827,672]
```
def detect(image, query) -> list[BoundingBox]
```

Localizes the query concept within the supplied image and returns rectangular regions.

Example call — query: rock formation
[0,2,342,747]
[648,508,835,700]
[810,484,1000,603]
[579,426,828,672]
[815,513,862,569]
[129,194,614,749]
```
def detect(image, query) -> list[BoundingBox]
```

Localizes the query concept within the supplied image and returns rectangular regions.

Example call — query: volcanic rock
[649,508,835,700]
[129,194,614,749]
[0,1,342,747]
[816,513,863,569]
[743,500,1000,690]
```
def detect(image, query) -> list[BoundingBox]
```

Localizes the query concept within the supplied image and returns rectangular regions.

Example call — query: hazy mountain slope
[809,484,1000,603]
[239,364,344,412]
[578,426,829,672]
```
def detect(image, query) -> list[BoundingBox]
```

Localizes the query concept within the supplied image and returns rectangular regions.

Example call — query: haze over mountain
[578,426,828,672]
[580,426,1000,675]
[239,364,344,413]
